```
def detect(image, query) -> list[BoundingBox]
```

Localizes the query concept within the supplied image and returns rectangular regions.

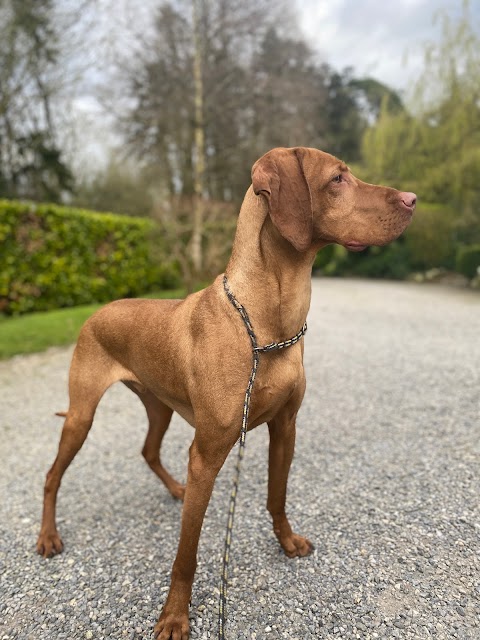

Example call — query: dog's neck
[225,186,323,343]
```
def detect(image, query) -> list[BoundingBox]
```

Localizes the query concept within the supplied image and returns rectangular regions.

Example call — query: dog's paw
[279,532,314,558]
[36,530,64,558]
[154,611,189,640]
[170,483,186,501]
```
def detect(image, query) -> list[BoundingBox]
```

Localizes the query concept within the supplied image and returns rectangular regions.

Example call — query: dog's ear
[251,147,313,252]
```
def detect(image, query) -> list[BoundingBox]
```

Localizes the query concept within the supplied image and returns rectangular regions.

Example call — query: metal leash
[219,275,307,639]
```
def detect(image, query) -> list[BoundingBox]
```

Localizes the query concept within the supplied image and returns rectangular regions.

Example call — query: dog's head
[251,147,416,252]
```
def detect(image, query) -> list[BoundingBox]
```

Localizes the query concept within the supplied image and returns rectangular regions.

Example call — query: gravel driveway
[1,278,479,640]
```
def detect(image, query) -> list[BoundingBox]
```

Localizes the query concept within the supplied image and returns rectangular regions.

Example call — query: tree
[104,0,388,284]
[362,1,480,241]
[0,0,72,201]
[349,77,403,123]
[115,2,331,200]
[251,28,328,156]
[112,0,310,283]
[191,0,206,273]
[322,67,366,161]
[320,69,404,162]
[73,156,154,216]
[413,1,480,236]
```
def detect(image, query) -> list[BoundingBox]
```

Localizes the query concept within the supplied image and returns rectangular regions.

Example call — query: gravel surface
[1,278,479,640]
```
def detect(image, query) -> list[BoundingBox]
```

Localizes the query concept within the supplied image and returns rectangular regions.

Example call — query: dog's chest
[250,351,304,425]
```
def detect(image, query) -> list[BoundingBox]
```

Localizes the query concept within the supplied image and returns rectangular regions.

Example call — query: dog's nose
[399,192,417,209]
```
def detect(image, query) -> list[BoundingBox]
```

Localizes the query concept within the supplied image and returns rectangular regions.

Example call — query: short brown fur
[37,147,415,639]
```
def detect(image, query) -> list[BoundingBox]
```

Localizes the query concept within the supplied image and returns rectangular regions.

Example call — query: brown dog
[37,147,416,639]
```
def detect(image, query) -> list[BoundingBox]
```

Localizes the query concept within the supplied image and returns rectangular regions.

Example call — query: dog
[37,147,416,639]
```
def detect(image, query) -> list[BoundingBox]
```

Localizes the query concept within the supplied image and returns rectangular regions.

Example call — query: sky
[297,0,479,92]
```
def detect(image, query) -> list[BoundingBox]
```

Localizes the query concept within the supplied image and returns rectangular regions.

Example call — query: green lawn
[0,289,186,360]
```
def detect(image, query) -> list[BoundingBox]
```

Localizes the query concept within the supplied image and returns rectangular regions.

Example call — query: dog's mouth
[344,241,368,252]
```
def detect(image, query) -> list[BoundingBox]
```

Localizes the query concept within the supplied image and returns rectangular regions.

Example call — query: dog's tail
[55,411,68,418]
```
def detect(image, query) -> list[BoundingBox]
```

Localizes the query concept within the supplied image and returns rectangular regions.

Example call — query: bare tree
[152,195,237,292]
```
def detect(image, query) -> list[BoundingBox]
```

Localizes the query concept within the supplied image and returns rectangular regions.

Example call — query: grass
[0,288,186,360]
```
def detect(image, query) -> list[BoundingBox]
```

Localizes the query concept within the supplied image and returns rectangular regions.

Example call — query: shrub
[313,241,410,280]
[404,202,458,271]
[312,244,336,271]
[456,244,480,280]
[0,200,180,315]
[340,242,412,280]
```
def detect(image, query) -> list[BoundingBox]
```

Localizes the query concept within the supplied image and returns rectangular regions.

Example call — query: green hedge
[0,200,180,315]
[456,244,480,280]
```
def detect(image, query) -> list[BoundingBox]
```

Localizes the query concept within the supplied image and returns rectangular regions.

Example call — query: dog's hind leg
[124,383,185,500]
[37,341,120,558]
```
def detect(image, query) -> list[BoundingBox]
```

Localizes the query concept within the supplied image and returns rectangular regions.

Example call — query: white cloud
[296,0,479,93]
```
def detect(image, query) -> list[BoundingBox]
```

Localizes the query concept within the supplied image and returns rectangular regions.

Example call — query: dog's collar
[222,274,307,352]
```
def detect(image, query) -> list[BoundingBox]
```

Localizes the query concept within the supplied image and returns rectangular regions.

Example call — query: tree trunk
[191,0,206,275]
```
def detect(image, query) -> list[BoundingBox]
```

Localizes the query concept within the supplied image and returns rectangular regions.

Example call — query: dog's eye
[332,174,343,183]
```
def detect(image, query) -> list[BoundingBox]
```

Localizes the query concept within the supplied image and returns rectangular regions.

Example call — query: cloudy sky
[297,0,479,92]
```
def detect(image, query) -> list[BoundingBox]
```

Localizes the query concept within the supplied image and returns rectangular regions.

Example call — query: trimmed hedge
[0,200,180,315]
[456,244,480,280]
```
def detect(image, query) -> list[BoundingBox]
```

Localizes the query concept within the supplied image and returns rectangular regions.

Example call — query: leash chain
[219,275,307,640]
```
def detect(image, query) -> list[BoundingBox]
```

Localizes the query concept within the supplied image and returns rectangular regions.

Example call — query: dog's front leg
[267,409,314,558]
[154,429,235,640]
